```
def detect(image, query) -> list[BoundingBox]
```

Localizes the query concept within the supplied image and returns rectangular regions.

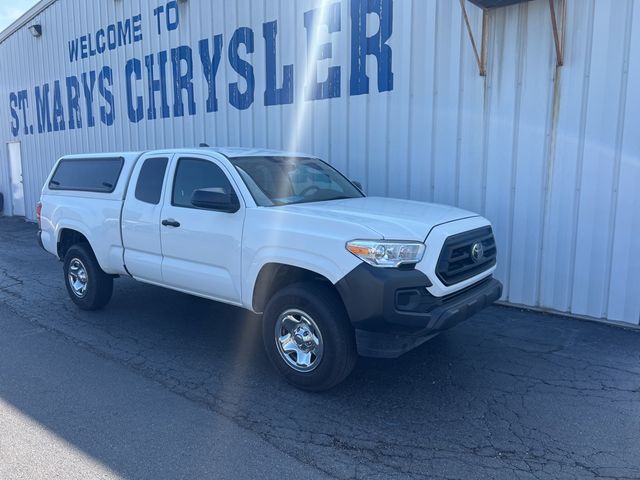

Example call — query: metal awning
[461,0,566,76]
[468,0,534,8]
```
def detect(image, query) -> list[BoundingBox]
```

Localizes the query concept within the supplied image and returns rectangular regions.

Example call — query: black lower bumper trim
[335,263,502,358]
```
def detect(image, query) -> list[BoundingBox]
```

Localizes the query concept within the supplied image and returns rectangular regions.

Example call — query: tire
[63,244,113,311]
[262,282,357,391]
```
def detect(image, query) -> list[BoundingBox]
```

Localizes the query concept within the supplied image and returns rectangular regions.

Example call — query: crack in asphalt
[0,217,639,479]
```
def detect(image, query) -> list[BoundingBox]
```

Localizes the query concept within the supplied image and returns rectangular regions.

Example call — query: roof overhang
[468,0,534,8]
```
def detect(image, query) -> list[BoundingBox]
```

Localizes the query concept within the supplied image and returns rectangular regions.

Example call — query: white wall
[0,0,638,325]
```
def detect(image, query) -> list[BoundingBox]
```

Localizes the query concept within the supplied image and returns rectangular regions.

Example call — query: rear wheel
[262,282,357,391]
[63,244,113,310]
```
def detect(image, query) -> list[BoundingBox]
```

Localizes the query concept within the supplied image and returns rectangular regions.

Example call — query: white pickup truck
[37,148,501,390]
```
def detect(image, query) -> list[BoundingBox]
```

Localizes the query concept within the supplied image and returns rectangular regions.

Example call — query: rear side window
[49,157,123,193]
[172,158,235,208]
[135,157,168,205]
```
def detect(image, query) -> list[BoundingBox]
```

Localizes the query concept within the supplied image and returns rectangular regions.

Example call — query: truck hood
[278,197,478,241]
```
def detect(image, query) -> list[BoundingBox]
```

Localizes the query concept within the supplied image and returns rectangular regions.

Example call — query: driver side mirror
[191,188,240,213]
[352,180,364,193]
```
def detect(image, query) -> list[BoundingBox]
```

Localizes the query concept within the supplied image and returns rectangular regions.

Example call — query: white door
[7,142,25,217]
[122,153,173,284]
[160,154,245,304]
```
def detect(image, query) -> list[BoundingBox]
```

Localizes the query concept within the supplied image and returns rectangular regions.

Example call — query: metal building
[0,0,638,326]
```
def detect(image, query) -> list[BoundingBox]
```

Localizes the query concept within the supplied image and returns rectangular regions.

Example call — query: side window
[172,158,235,209]
[135,157,168,205]
[49,157,123,192]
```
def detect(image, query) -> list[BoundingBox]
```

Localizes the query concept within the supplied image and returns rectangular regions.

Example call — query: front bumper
[335,263,502,358]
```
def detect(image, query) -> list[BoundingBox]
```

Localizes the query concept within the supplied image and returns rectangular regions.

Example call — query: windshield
[230,156,364,206]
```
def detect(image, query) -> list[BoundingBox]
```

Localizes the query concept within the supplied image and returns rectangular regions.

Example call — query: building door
[7,142,25,217]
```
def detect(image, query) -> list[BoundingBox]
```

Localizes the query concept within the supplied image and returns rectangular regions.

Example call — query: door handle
[161,219,180,228]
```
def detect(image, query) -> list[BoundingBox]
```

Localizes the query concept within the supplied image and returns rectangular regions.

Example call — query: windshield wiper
[323,195,353,201]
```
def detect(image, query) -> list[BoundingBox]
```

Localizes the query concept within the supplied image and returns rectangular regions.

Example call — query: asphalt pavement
[0,216,639,479]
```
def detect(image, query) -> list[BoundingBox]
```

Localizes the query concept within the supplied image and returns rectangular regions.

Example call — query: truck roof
[202,147,312,159]
[59,147,312,161]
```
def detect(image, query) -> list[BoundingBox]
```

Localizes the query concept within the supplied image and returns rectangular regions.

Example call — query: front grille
[436,226,496,286]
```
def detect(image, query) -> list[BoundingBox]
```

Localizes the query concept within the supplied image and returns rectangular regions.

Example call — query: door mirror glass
[191,188,240,213]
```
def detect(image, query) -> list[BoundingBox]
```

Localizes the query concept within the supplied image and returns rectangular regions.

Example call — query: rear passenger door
[122,154,172,283]
[159,154,245,304]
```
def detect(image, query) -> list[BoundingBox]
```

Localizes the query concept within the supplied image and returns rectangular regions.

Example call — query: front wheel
[63,244,113,311]
[262,282,357,391]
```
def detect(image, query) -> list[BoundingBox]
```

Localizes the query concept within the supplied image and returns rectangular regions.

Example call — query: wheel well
[253,263,336,313]
[57,229,91,260]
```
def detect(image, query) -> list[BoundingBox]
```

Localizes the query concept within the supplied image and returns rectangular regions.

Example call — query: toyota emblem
[471,242,484,263]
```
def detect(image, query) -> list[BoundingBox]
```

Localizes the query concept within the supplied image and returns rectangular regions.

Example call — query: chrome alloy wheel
[68,258,89,298]
[275,309,324,372]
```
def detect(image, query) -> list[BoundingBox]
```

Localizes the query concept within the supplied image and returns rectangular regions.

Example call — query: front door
[159,154,245,304]
[7,142,25,217]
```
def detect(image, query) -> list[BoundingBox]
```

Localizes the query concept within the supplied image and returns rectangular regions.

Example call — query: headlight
[346,240,425,268]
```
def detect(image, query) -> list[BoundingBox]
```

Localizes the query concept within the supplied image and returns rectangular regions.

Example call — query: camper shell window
[49,157,124,193]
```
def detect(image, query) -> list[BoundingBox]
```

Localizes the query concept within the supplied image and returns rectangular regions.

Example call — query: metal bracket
[460,0,489,77]
[462,0,566,75]
[549,0,566,66]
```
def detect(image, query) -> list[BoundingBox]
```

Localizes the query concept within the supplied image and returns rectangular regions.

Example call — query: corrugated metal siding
[0,0,638,325]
